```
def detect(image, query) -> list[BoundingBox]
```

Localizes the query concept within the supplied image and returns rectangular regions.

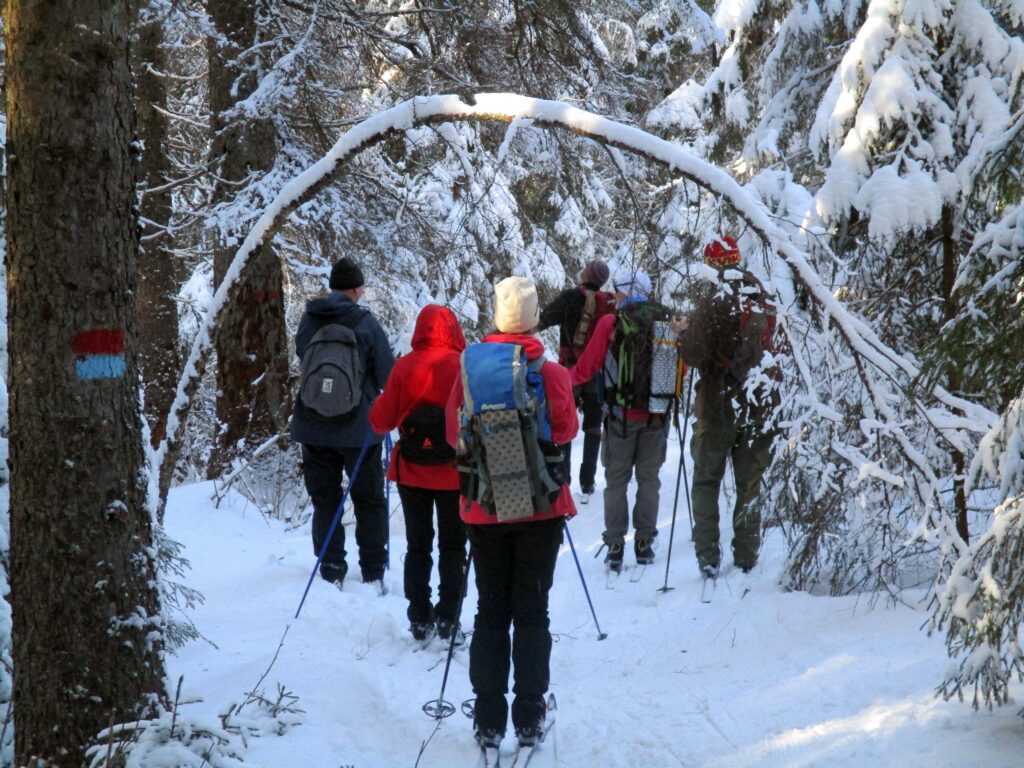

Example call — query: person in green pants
[679,236,780,578]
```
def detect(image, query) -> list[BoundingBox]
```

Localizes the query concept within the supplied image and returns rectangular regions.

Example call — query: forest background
[0,0,1021,765]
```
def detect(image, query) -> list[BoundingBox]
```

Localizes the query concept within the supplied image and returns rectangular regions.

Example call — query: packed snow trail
[164,428,1024,767]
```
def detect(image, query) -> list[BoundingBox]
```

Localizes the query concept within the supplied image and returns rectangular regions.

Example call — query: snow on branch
[151,92,997,506]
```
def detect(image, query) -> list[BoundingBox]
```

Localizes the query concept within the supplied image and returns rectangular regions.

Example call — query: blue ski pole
[295,431,373,619]
[564,524,608,640]
[384,431,393,570]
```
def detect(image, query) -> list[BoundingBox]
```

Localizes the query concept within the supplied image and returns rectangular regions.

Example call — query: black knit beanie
[329,257,365,290]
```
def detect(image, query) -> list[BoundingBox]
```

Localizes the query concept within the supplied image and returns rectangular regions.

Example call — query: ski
[629,564,648,583]
[477,746,501,767]
[700,574,717,603]
[508,694,557,768]
[605,565,622,589]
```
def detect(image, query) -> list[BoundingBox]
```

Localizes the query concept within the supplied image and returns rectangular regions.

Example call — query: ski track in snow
[165,430,1024,767]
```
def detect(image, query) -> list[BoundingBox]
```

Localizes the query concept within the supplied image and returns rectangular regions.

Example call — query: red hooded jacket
[445,333,579,525]
[369,305,466,490]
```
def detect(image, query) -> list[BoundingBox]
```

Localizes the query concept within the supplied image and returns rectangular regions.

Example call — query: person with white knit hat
[493,275,541,333]
[569,266,683,573]
[445,275,579,750]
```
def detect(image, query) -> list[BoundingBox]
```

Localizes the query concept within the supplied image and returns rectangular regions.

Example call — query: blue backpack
[456,343,565,520]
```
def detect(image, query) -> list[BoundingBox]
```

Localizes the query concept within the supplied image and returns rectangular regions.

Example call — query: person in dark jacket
[291,257,395,588]
[369,304,468,641]
[679,236,779,578]
[539,259,613,497]
[446,276,579,750]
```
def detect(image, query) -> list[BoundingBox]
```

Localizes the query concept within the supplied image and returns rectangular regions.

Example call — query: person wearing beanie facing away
[446,276,579,751]
[539,259,615,498]
[568,268,683,573]
[368,305,468,642]
[291,256,395,589]
[679,236,779,578]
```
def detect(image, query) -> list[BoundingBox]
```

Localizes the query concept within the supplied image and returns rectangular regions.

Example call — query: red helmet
[703,236,740,268]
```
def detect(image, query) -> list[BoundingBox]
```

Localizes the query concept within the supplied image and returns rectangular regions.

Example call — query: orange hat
[703,236,740,268]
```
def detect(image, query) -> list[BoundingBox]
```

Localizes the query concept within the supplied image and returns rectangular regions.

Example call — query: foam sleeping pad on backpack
[458,342,561,521]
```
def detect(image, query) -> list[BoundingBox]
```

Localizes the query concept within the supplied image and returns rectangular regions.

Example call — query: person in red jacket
[446,276,579,750]
[369,304,468,642]
[569,268,683,572]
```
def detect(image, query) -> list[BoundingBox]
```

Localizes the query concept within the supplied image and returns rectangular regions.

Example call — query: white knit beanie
[612,268,652,299]
[493,276,540,334]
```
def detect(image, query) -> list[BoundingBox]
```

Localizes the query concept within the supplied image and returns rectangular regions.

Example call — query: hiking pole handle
[564,523,607,640]
[295,430,374,619]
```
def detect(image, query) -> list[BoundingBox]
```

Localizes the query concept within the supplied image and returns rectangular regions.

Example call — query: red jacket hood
[412,304,467,353]
[482,333,546,360]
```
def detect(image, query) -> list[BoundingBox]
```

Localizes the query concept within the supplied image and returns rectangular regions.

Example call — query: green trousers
[690,411,774,569]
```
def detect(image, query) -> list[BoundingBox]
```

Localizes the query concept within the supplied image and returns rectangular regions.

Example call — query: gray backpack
[299,318,364,419]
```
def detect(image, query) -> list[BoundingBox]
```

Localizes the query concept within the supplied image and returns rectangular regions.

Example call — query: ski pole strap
[295,430,374,619]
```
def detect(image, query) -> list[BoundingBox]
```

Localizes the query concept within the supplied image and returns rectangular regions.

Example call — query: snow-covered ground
[164,431,1024,767]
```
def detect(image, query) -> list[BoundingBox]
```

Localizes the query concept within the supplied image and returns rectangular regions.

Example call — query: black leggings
[467,518,564,734]
[397,484,467,624]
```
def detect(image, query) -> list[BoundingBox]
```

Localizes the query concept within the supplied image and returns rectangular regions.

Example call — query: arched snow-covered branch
[151,92,995,510]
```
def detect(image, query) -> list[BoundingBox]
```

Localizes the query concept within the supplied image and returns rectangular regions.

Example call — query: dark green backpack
[604,300,676,413]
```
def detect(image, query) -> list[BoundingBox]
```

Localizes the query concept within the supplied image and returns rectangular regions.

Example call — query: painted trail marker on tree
[73,329,126,380]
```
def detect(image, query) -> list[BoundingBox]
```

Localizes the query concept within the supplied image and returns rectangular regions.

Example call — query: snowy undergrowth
[162,428,1024,768]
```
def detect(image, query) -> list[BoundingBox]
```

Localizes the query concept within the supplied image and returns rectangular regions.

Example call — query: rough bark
[6,2,166,765]
[135,6,183,452]
[206,0,290,478]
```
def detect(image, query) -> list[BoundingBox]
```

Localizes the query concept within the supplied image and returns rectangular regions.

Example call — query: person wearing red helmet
[679,236,780,579]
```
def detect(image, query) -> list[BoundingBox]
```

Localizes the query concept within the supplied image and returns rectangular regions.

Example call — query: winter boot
[512,695,547,747]
[515,721,546,748]
[474,729,503,750]
[437,618,466,647]
[320,562,347,587]
[699,562,719,580]
[634,537,655,565]
[410,621,435,642]
[605,542,624,573]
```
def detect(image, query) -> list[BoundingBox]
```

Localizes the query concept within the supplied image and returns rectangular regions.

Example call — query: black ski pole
[681,373,695,538]
[424,544,474,719]
[564,524,608,640]
[658,373,694,594]
[295,431,373,619]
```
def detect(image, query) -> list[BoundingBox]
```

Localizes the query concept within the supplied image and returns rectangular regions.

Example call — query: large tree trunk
[135,6,183,456]
[206,0,290,478]
[6,2,167,765]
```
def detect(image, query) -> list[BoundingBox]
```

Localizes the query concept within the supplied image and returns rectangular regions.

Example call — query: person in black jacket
[291,257,395,588]
[539,259,613,496]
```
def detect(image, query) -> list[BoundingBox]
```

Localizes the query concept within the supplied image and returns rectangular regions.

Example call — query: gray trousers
[601,415,669,545]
